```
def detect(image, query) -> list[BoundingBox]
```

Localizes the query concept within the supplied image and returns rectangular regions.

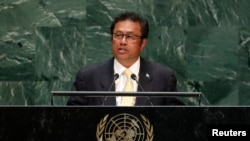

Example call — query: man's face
[112,20,147,68]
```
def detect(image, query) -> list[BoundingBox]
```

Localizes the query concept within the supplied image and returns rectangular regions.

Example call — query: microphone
[108,73,119,91]
[102,73,119,106]
[131,74,153,106]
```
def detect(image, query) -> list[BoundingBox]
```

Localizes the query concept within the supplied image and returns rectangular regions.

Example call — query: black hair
[110,11,149,39]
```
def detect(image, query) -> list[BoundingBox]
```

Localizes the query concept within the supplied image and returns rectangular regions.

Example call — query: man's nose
[120,35,128,44]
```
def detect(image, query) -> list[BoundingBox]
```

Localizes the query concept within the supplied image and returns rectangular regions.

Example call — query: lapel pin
[146,73,150,79]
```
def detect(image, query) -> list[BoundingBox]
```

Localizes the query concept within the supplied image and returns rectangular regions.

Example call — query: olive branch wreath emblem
[140,114,154,141]
[96,114,109,141]
[96,114,154,141]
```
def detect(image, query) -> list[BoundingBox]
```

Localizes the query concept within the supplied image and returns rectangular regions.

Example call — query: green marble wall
[0,0,250,105]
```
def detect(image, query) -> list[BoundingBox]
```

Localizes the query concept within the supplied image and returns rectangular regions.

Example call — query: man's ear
[141,39,147,51]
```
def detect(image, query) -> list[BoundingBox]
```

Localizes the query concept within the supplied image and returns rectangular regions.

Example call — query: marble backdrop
[0,0,249,105]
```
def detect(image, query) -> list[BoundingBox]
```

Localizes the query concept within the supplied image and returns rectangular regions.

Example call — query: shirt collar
[114,57,140,76]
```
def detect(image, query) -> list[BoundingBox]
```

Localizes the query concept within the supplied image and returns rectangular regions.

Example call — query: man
[67,11,184,106]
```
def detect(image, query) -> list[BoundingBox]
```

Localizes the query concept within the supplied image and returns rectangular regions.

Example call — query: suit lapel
[99,58,115,91]
[135,57,153,105]
[138,57,153,91]
[99,58,116,105]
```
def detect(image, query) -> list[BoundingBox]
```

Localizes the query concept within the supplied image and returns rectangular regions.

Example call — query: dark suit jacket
[67,57,184,106]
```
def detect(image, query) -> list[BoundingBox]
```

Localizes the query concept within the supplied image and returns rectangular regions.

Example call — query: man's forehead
[114,20,142,33]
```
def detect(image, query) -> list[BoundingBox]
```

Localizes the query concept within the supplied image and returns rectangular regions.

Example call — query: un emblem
[96,113,154,141]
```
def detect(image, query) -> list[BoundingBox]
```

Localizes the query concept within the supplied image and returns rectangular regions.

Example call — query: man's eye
[116,34,123,37]
[127,35,133,38]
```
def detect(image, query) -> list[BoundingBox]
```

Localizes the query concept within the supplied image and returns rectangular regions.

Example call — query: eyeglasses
[112,33,142,42]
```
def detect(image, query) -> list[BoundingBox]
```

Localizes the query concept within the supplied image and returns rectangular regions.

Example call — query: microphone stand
[102,73,119,106]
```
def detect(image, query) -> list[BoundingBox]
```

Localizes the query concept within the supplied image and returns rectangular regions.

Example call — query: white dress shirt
[113,57,140,106]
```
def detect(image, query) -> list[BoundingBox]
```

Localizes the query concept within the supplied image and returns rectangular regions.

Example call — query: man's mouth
[118,47,128,54]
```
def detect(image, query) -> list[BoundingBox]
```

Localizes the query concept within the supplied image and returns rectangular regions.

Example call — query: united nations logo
[96,113,154,141]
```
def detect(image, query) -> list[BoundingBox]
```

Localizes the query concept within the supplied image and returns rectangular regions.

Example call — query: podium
[0,106,250,141]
